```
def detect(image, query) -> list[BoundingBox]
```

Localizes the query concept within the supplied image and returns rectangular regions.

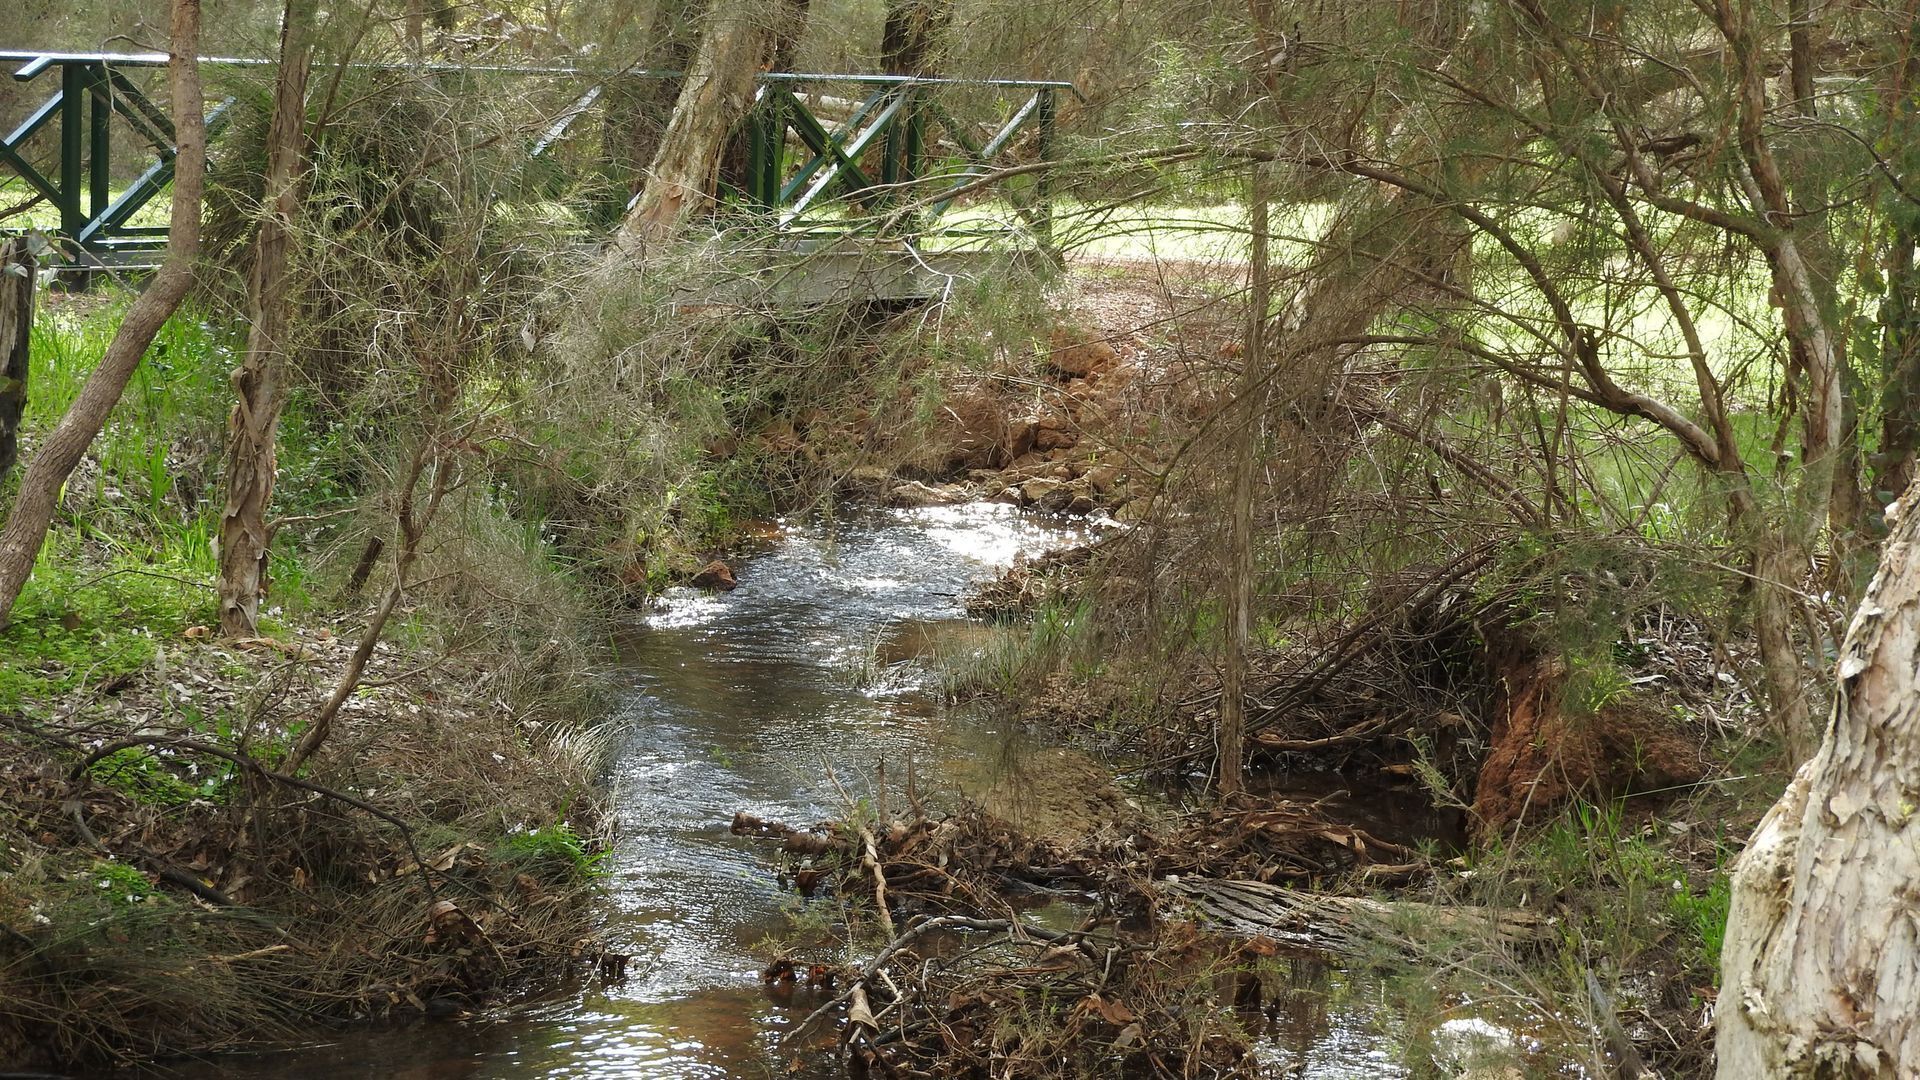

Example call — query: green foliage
[0,536,215,712]
[500,820,607,881]
[1669,865,1733,978]
[84,859,157,907]
[85,740,240,809]
[86,749,199,808]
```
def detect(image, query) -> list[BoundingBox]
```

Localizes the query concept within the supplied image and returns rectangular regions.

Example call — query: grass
[0,301,236,712]
[0,539,216,713]
[500,820,609,881]
[1365,797,1745,1072]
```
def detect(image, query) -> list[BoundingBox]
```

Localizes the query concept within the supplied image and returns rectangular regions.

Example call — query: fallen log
[1157,875,1551,953]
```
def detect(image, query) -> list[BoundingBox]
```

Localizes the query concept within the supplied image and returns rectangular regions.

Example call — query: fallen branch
[858,826,896,938]
[64,797,235,907]
[783,914,1093,1049]
[729,811,842,856]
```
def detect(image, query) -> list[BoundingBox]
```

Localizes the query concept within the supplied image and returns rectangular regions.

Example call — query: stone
[847,464,892,489]
[1019,478,1062,506]
[888,481,968,508]
[1032,416,1078,451]
[1005,415,1040,459]
[690,560,737,591]
[1047,328,1118,378]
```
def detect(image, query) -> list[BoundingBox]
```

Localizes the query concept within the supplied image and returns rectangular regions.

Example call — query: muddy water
[156,503,1419,1079]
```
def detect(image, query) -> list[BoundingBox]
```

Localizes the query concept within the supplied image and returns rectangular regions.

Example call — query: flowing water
[145,503,1431,1079]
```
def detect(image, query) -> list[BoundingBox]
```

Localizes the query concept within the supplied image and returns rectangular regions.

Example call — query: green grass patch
[0,536,215,712]
[499,820,607,881]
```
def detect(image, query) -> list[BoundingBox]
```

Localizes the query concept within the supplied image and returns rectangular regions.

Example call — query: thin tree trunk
[404,0,425,54]
[616,0,772,251]
[0,0,205,627]
[1881,226,1920,500]
[1218,171,1269,798]
[1716,478,1920,1077]
[768,0,812,72]
[216,0,316,638]
[282,433,449,774]
[603,1,705,201]
[0,238,31,486]
[881,0,952,76]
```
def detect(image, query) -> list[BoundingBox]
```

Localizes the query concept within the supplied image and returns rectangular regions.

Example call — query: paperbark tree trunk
[1217,172,1268,798]
[215,0,316,638]
[616,0,772,251]
[1715,480,1920,1077]
[0,0,205,627]
[0,237,31,487]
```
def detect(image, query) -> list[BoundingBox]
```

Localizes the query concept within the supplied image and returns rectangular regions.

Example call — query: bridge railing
[0,50,1076,267]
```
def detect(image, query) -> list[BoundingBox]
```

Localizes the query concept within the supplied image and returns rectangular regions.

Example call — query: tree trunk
[1880,226,1920,501]
[404,0,425,54]
[881,0,952,76]
[616,0,772,251]
[0,238,31,487]
[0,0,204,627]
[603,1,706,201]
[1218,172,1268,798]
[215,0,315,638]
[716,0,813,200]
[1716,479,1920,1077]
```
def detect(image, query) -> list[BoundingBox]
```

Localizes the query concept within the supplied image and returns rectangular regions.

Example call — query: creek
[153,503,1423,1079]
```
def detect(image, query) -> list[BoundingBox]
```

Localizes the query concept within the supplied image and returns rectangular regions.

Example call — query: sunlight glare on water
[141,503,1417,1079]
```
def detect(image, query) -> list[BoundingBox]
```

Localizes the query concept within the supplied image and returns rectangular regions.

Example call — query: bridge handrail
[0,51,1084,99]
[0,49,1078,266]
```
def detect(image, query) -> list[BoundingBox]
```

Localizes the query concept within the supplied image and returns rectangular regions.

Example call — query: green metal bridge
[0,49,1075,275]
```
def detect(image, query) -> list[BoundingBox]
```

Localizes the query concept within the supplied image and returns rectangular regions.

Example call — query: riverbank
[0,568,615,1070]
[739,261,1787,1078]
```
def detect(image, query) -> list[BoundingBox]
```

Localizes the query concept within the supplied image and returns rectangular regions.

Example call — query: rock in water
[888,481,969,508]
[691,560,737,591]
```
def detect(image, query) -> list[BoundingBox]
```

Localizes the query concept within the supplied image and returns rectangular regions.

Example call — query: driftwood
[1158,875,1551,953]
[730,810,843,856]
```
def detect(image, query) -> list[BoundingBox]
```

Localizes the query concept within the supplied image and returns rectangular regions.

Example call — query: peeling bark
[216,0,315,638]
[0,237,31,487]
[1716,481,1920,1077]
[616,0,772,251]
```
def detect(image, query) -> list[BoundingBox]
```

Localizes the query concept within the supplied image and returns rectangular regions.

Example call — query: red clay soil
[1472,653,1705,832]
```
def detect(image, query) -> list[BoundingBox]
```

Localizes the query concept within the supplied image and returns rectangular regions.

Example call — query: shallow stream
[154,503,1418,1079]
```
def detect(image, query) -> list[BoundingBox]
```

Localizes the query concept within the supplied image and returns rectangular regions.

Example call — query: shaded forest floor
[0,578,616,1069]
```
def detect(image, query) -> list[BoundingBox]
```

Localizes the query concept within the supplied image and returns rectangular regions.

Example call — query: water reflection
[153,505,1099,1079]
[130,504,1425,1079]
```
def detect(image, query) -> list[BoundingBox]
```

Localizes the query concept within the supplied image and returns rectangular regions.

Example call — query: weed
[500,821,608,881]
[1669,867,1733,977]
[84,859,157,907]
